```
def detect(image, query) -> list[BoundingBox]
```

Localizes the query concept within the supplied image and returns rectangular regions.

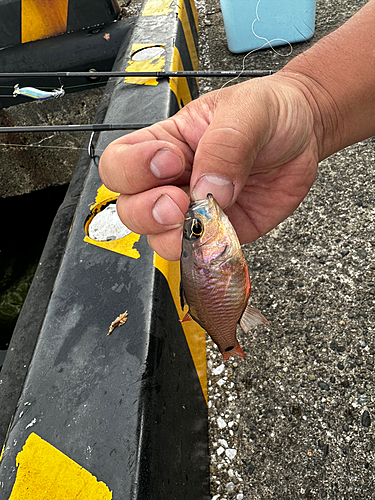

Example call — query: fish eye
[185,219,203,240]
[191,220,203,236]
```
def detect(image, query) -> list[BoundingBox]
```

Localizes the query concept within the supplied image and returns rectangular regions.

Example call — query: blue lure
[13,84,65,100]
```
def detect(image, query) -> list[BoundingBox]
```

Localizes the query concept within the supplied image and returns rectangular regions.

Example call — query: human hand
[99,74,321,261]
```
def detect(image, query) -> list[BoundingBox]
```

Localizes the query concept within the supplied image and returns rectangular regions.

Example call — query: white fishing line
[251,0,293,56]
[0,142,98,153]
[0,131,98,153]
[214,0,293,106]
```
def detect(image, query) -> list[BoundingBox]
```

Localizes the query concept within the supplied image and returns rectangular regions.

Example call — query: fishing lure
[13,84,65,100]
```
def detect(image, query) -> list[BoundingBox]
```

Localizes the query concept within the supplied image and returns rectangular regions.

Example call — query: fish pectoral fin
[180,312,194,323]
[240,301,270,333]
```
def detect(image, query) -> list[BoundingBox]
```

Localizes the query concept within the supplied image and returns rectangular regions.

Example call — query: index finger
[99,122,195,195]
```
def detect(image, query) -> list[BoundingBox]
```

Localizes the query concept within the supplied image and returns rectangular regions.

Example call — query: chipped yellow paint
[9,433,112,499]
[169,46,193,108]
[85,233,141,259]
[154,254,207,403]
[84,185,141,259]
[142,0,176,16]
[125,44,165,85]
[22,0,69,43]
[90,185,124,210]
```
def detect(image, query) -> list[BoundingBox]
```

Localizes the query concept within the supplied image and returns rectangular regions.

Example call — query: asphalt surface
[198,1,375,498]
[1,1,374,498]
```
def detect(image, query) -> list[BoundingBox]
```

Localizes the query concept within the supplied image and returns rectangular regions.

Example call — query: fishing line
[0,123,149,157]
[0,141,105,154]
[0,124,153,133]
[214,0,293,107]
[87,131,102,166]
[252,0,293,56]
[0,142,91,151]
[0,138,108,163]
[0,132,88,152]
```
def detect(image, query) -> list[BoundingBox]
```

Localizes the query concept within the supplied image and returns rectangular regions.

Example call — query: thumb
[190,86,271,208]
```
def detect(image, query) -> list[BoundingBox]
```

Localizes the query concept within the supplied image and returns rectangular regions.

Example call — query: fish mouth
[187,193,216,219]
[188,193,213,208]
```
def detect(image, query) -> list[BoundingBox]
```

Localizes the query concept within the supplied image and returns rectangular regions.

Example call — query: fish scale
[194,266,247,343]
[180,194,268,360]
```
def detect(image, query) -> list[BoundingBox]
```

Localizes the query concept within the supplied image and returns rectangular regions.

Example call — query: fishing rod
[0,124,152,133]
[0,70,275,79]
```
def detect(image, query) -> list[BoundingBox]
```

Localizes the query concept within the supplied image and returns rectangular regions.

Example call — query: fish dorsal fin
[240,299,270,333]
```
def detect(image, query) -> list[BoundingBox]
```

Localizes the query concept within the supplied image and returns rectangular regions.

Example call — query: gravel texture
[198,0,375,498]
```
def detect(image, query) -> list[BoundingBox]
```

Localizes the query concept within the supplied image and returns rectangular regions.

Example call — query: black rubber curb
[0,0,120,49]
[0,0,209,498]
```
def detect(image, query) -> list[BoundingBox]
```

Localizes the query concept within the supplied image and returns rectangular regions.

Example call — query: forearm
[280,0,375,161]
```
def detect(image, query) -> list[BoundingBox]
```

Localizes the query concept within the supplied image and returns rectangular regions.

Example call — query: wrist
[278,1,375,161]
[276,67,343,162]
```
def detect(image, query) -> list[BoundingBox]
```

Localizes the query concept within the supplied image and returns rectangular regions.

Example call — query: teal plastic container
[219,0,316,53]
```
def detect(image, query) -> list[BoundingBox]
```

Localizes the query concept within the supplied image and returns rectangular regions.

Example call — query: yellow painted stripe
[9,433,112,499]
[84,185,141,259]
[22,0,68,44]
[142,0,176,16]
[179,0,199,71]
[169,46,193,108]
[189,0,199,34]
[154,254,207,403]
[125,43,165,86]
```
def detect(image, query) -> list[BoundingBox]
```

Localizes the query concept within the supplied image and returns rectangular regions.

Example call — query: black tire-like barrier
[0,0,209,498]
[0,0,132,109]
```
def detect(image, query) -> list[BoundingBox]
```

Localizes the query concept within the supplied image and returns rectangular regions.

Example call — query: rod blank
[0,70,275,79]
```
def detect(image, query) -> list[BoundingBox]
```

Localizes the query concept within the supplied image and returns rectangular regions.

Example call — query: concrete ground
[1,0,374,498]
[199,1,375,499]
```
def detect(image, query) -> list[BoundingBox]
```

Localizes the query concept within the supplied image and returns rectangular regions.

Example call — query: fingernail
[150,148,184,179]
[192,174,235,209]
[152,194,184,226]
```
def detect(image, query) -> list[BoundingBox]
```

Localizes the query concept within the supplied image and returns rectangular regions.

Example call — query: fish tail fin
[240,301,269,333]
[221,343,245,360]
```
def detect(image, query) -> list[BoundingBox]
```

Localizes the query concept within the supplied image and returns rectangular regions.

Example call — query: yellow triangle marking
[9,433,112,499]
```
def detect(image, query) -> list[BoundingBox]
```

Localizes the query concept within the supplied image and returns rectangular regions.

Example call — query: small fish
[13,84,65,100]
[180,194,269,360]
